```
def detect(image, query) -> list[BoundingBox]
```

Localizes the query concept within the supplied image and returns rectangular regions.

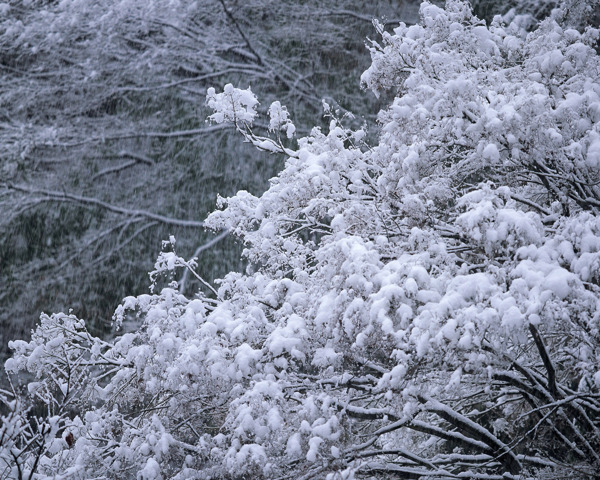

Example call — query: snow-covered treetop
[3,1,600,479]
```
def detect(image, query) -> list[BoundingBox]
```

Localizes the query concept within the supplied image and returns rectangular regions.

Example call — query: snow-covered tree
[3,1,600,479]
[0,0,416,364]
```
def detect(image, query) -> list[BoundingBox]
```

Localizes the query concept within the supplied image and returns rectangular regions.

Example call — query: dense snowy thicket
[3,0,600,479]
[0,0,413,364]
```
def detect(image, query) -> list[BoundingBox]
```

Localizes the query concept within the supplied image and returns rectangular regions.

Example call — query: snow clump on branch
[206,83,259,125]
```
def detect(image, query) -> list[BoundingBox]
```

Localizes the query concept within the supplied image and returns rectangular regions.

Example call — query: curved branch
[417,395,522,475]
[5,184,205,228]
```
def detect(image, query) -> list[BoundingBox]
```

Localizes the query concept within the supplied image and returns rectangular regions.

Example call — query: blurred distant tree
[470,0,557,24]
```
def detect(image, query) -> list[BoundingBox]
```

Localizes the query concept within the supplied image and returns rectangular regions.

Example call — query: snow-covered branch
[5,184,205,228]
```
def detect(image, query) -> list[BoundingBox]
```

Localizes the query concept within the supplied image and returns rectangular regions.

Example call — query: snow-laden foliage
[3,1,600,479]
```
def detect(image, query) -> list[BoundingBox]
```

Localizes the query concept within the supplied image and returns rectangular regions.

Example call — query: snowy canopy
[2,1,600,479]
